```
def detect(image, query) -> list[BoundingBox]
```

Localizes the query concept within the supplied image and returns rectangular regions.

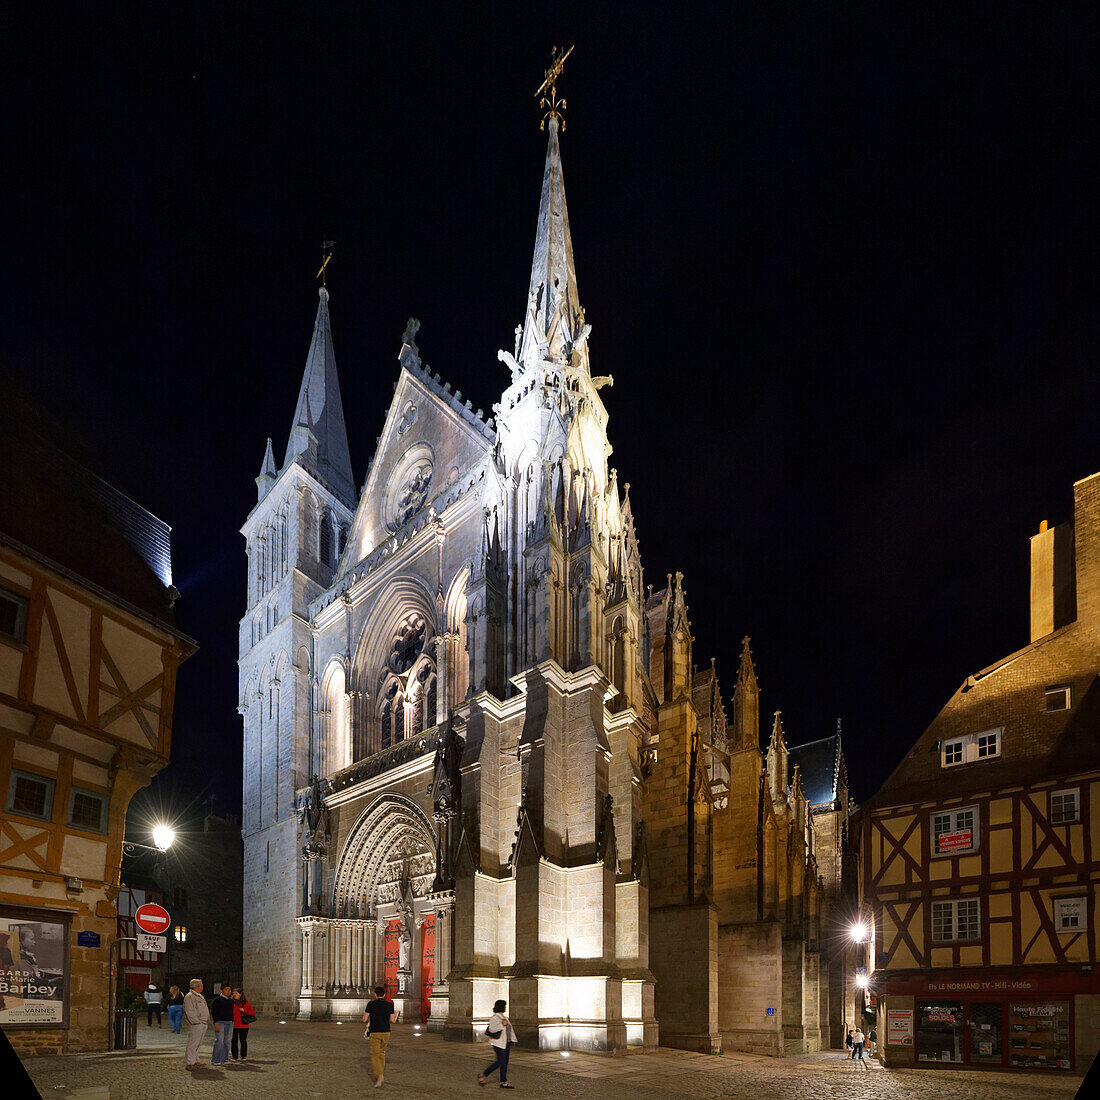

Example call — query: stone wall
[650,903,717,1052]
[717,921,782,1056]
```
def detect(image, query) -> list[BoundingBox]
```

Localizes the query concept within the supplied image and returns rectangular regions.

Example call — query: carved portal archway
[332,794,437,915]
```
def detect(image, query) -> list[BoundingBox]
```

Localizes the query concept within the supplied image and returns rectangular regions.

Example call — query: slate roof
[0,388,188,633]
[787,733,842,808]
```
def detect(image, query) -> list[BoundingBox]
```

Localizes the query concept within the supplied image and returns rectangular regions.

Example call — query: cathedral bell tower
[238,279,356,1015]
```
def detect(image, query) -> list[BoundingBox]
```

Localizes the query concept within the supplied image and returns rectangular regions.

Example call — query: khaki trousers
[369,1032,390,1080]
[185,1022,207,1065]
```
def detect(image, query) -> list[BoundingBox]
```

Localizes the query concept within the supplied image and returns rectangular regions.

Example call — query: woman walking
[166,985,184,1034]
[231,988,255,1062]
[478,999,518,1089]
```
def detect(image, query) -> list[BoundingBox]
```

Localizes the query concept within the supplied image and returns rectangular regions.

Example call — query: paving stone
[22,1021,1083,1100]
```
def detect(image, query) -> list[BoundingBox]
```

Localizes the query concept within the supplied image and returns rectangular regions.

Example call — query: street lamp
[152,824,175,852]
[855,973,869,989]
[850,922,868,942]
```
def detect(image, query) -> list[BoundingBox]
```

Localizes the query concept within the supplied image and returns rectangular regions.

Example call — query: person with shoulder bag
[478,999,518,1089]
[232,988,255,1061]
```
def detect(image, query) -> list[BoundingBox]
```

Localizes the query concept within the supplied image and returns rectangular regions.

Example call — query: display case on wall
[1007,1002,1071,1070]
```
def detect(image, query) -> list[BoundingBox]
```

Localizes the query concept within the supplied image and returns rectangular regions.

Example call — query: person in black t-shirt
[363,985,397,1087]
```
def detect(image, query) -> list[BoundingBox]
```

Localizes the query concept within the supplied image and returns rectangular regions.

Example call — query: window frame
[1050,788,1080,826]
[1045,684,1073,712]
[0,587,29,644]
[940,728,1003,768]
[66,786,108,835]
[174,924,188,943]
[1053,896,1087,932]
[931,804,980,856]
[6,768,56,822]
[931,897,982,943]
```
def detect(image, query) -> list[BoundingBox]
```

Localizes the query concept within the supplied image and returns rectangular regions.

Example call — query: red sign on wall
[936,829,973,853]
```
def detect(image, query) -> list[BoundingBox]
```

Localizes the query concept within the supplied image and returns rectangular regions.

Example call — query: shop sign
[0,906,70,1028]
[926,978,1036,994]
[926,1009,957,1024]
[936,828,973,852]
[887,1008,913,1045]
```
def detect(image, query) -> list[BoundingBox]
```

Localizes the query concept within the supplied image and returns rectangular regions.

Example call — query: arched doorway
[330,794,439,1019]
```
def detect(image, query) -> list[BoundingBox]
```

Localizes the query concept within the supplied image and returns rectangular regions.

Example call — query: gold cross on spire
[316,240,335,286]
[536,44,574,130]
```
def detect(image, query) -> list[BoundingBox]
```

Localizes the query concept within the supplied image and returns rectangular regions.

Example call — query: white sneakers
[374,1075,384,1087]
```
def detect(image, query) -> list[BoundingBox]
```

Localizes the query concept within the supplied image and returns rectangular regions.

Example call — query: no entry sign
[134,902,171,934]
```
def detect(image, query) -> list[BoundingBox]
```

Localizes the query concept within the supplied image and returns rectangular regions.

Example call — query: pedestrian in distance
[167,985,184,1034]
[183,979,209,1071]
[845,1026,853,1058]
[211,985,234,1066]
[231,987,255,1061]
[852,1025,865,1061]
[363,984,397,1088]
[143,982,163,1026]
[868,1025,877,1056]
[478,999,518,1089]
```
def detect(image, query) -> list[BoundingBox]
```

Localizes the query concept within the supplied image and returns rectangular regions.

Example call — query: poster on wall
[887,1008,913,1045]
[0,907,70,1027]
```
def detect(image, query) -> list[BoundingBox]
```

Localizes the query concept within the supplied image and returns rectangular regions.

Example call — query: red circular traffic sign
[134,903,171,934]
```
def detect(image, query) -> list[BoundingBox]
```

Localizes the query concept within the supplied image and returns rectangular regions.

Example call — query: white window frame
[1053,896,1087,932]
[941,728,1002,768]
[931,805,980,856]
[1045,684,1072,712]
[0,587,29,644]
[931,898,982,942]
[1050,788,1080,825]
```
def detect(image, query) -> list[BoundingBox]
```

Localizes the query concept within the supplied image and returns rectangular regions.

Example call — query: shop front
[874,967,1095,1072]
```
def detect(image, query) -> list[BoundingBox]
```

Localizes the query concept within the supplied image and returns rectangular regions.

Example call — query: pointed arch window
[426,675,437,730]
[394,694,405,743]
[320,509,332,566]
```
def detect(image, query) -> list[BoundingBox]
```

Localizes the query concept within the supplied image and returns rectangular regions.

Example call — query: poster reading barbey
[0,915,67,1025]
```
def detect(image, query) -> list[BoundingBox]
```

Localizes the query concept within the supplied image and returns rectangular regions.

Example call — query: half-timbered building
[0,395,195,1054]
[862,469,1100,1073]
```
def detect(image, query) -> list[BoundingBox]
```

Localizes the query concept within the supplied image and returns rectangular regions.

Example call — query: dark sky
[1,5,1095,814]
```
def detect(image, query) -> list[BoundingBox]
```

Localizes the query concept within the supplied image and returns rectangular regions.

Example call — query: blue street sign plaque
[766,1007,775,1016]
[77,930,101,947]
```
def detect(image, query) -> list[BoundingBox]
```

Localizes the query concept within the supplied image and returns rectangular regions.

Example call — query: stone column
[365,919,378,989]
[428,892,454,1033]
[299,924,310,995]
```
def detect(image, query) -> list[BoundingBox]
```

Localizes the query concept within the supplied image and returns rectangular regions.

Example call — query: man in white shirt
[852,1026,865,1061]
[183,978,210,1071]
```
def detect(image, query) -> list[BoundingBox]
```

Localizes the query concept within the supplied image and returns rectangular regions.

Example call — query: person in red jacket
[231,988,255,1062]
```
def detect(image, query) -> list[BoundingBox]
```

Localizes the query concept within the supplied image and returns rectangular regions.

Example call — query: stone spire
[731,636,760,751]
[285,286,355,506]
[255,437,278,502]
[517,117,586,373]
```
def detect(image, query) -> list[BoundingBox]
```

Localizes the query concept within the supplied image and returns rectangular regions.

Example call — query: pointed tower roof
[737,636,759,691]
[518,118,585,372]
[285,286,355,506]
[255,437,278,502]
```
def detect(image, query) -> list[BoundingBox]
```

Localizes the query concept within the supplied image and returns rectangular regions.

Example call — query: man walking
[363,984,397,1088]
[183,979,209,1071]
[211,985,234,1067]
[143,982,163,1026]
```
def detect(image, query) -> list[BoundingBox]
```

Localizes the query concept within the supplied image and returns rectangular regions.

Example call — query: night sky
[1,6,1094,817]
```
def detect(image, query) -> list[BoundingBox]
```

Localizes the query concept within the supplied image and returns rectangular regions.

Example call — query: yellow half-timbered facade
[862,470,1100,1073]
[0,401,194,1054]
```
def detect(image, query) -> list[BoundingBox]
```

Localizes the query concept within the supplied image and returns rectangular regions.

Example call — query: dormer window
[1045,685,1072,712]
[941,728,1002,768]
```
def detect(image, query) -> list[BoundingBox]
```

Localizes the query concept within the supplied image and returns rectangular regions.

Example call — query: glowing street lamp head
[855,973,869,989]
[850,922,868,942]
[152,824,175,852]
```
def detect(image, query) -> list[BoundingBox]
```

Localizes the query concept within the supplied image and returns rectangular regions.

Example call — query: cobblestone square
[21,1022,1086,1100]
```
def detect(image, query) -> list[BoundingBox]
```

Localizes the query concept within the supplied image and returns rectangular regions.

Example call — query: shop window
[0,588,28,642]
[916,1001,964,1063]
[940,728,1002,768]
[6,769,55,821]
[1053,896,1086,931]
[67,787,107,833]
[931,898,981,942]
[931,806,979,855]
[1044,684,1072,712]
[1008,1001,1071,1069]
[1050,788,1080,825]
[969,1001,1003,1064]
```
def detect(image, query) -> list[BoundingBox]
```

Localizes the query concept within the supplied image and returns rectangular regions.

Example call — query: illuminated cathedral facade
[239,95,850,1053]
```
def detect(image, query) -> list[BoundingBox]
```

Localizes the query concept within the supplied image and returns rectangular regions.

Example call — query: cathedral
[239,82,851,1054]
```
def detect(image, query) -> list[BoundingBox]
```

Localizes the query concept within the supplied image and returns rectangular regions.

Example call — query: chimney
[1030,518,1076,642]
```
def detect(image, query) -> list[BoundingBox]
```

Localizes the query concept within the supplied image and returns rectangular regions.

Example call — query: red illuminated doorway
[420,914,435,1023]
